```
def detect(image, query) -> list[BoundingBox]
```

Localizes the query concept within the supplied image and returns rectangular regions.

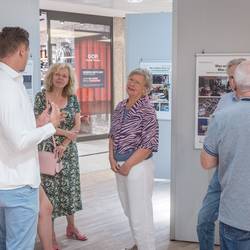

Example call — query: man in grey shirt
[201,60,250,250]
[197,58,245,250]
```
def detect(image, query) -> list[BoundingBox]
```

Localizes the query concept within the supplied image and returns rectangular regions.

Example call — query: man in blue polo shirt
[200,60,250,250]
[197,58,246,250]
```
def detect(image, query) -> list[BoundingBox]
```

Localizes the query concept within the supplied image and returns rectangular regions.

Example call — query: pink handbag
[38,136,63,176]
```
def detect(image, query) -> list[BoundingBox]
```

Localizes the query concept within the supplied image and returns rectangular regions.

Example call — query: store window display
[40,11,112,139]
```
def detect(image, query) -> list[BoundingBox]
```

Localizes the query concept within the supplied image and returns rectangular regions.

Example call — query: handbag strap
[41,135,56,151]
[41,90,57,151]
[51,135,56,148]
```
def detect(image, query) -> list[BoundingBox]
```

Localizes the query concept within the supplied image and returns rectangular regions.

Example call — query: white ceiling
[40,0,172,17]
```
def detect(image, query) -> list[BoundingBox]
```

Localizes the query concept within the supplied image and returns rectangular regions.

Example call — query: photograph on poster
[198,118,209,136]
[153,102,160,111]
[198,97,220,117]
[140,61,172,119]
[153,74,169,85]
[160,102,169,112]
[199,76,229,96]
[150,75,170,103]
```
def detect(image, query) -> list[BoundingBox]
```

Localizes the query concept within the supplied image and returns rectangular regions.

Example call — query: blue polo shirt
[204,98,250,231]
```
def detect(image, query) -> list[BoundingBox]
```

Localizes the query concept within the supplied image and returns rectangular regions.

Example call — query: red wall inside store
[74,38,111,115]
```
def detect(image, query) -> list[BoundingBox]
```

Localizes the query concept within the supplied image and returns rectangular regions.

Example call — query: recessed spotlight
[128,0,143,3]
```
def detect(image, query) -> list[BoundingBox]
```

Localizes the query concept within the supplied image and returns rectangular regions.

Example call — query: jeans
[197,168,221,250]
[220,222,250,250]
[0,186,39,250]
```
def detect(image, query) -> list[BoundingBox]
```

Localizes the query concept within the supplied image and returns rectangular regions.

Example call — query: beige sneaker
[124,245,138,250]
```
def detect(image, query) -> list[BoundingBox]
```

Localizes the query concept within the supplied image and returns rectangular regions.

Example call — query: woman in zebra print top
[109,68,159,250]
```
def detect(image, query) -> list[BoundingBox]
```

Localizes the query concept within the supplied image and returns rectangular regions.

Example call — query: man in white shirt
[0,27,60,250]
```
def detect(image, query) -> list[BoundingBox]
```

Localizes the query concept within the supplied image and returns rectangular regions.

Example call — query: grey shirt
[215,91,238,112]
[204,99,250,231]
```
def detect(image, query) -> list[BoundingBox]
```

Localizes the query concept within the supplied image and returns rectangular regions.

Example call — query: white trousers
[116,158,155,250]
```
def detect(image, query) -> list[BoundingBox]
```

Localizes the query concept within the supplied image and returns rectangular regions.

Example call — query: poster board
[195,53,250,149]
[22,59,34,104]
[140,61,172,120]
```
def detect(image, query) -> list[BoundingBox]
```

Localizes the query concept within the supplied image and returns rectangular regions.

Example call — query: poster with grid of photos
[140,61,172,120]
[195,53,250,149]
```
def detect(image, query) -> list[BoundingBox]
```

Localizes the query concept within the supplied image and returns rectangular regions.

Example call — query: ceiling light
[128,0,143,3]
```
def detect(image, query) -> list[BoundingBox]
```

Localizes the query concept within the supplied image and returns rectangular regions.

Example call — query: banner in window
[80,69,104,88]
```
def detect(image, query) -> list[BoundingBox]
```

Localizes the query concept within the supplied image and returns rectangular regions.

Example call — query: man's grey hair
[226,58,246,74]
[234,60,250,92]
[128,68,152,93]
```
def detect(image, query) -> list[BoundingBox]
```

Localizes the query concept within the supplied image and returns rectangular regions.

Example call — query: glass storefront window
[40,11,113,139]
[40,12,49,86]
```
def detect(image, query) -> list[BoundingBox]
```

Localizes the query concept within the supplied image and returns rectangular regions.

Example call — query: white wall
[0,0,41,96]
[171,0,250,241]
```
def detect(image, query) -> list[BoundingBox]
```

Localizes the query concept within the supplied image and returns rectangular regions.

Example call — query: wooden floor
[35,170,220,250]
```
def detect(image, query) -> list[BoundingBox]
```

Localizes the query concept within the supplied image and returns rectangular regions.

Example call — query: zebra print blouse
[110,95,159,155]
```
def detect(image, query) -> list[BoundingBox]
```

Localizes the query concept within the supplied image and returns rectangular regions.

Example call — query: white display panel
[195,53,250,149]
[22,59,34,104]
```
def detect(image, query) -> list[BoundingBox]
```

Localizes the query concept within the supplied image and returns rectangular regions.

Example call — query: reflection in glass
[48,20,112,137]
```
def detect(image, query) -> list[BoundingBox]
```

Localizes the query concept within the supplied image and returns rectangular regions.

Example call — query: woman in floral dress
[34,63,87,250]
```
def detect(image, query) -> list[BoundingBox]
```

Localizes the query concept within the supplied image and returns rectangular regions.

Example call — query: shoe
[66,225,88,241]
[124,245,138,250]
[52,242,61,250]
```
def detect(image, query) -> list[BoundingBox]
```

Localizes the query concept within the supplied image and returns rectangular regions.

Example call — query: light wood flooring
[35,170,220,250]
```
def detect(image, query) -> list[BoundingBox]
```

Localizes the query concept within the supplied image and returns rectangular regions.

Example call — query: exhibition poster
[22,59,34,104]
[140,61,172,120]
[195,53,250,149]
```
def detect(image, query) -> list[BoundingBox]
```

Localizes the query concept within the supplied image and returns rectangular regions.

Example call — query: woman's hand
[55,144,67,159]
[117,162,131,176]
[109,157,120,173]
[59,111,67,123]
[36,106,50,127]
[65,130,78,141]
[50,103,61,128]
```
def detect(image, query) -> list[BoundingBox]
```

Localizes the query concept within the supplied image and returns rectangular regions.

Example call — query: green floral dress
[34,89,82,219]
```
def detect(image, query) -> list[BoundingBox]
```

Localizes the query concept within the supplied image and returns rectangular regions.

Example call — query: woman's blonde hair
[43,63,76,96]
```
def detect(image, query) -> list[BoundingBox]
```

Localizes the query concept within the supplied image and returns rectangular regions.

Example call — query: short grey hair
[128,68,152,93]
[234,60,250,92]
[226,58,246,74]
